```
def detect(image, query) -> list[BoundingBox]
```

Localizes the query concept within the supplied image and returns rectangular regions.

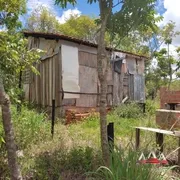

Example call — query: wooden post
[178,138,180,166]
[107,122,114,150]
[135,128,140,150]
[156,133,164,152]
[143,103,146,113]
[51,99,55,138]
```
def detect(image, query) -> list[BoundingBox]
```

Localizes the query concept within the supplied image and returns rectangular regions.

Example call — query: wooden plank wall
[29,54,61,107]
[123,74,129,98]
[106,66,113,106]
[26,37,146,110]
[125,57,145,102]
[76,51,98,107]
[28,37,62,108]
[113,72,124,105]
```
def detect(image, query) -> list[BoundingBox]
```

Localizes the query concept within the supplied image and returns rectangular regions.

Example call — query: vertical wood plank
[55,54,59,106]
[48,59,50,106]
[45,60,48,106]
[52,57,55,101]
[58,49,62,108]
[39,62,43,105]
[49,58,52,106]
[42,62,45,106]
[31,72,35,103]
[34,64,37,103]
[37,64,41,105]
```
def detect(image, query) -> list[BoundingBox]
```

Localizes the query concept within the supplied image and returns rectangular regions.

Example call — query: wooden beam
[59,90,112,95]
[135,127,180,137]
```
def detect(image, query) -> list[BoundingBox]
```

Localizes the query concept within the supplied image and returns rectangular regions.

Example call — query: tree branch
[112,0,123,8]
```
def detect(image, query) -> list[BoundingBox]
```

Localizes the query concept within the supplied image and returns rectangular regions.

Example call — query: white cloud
[160,0,180,47]
[27,0,81,24]
[56,8,81,24]
[27,0,54,12]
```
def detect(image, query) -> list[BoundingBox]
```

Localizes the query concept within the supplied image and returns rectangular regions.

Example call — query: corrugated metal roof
[23,31,148,59]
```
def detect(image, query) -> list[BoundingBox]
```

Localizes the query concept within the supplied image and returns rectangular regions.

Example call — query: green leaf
[0,136,5,144]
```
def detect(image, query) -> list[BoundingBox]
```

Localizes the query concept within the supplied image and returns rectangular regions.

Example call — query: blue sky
[25,0,180,55]
[26,0,99,19]
[25,0,166,22]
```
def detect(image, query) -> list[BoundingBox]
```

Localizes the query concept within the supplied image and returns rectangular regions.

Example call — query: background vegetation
[1,0,180,179]
[0,101,179,179]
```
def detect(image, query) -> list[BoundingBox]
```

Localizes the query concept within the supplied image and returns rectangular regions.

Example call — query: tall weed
[91,147,166,180]
[11,105,51,149]
[113,102,143,119]
[32,146,102,179]
[145,99,159,116]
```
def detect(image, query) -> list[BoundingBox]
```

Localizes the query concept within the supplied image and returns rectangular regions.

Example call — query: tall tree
[0,0,26,30]
[26,6,60,33]
[27,7,100,43]
[0,31,42,180]
[59,15,99,42]
[0,1,42,179]
[146,21,180,98]
[0,1,26,179]
[55,0,158,166]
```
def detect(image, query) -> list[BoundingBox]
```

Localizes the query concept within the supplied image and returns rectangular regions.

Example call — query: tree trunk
[0,81,22,180]
[97,0,112,166]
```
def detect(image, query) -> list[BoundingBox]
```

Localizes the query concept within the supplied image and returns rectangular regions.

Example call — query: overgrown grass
[11,106,51,149]
[0,101,179,179]
[90,147,169,180]
[29,146,102,180]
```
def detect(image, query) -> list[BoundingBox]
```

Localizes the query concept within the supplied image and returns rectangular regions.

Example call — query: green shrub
[0,122,4,147]
[113,102,143,119]
[65,146,96,172]
[32,146,102,179]
[92,147,165,180]
[145,99,159,116]
[11,105,51,149]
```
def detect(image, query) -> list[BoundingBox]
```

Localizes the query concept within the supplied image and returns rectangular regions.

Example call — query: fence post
[107,122,114,150]
[51,99,55,138]
[156,133,164,152]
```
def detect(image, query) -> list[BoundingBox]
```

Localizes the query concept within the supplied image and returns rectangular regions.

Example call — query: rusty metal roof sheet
[23,31,148,59]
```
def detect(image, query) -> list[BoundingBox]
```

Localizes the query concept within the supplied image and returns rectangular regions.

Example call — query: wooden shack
[23,32,147,117]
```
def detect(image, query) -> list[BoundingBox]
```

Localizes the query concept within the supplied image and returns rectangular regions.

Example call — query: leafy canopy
[59,15,99,42]
[0,1,43,91]
[26,6,61,33]
[0,0,26,29]
[145,21,180,97]
[0,32,43,89]
[55,0,160,54]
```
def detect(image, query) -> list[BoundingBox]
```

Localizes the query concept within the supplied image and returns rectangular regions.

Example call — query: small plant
[65,146,96,172]
[91,147,165,180]
[11,105,51,149]
[32,146,102,179]
[113,102,143,119]
[145,99,159,116]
